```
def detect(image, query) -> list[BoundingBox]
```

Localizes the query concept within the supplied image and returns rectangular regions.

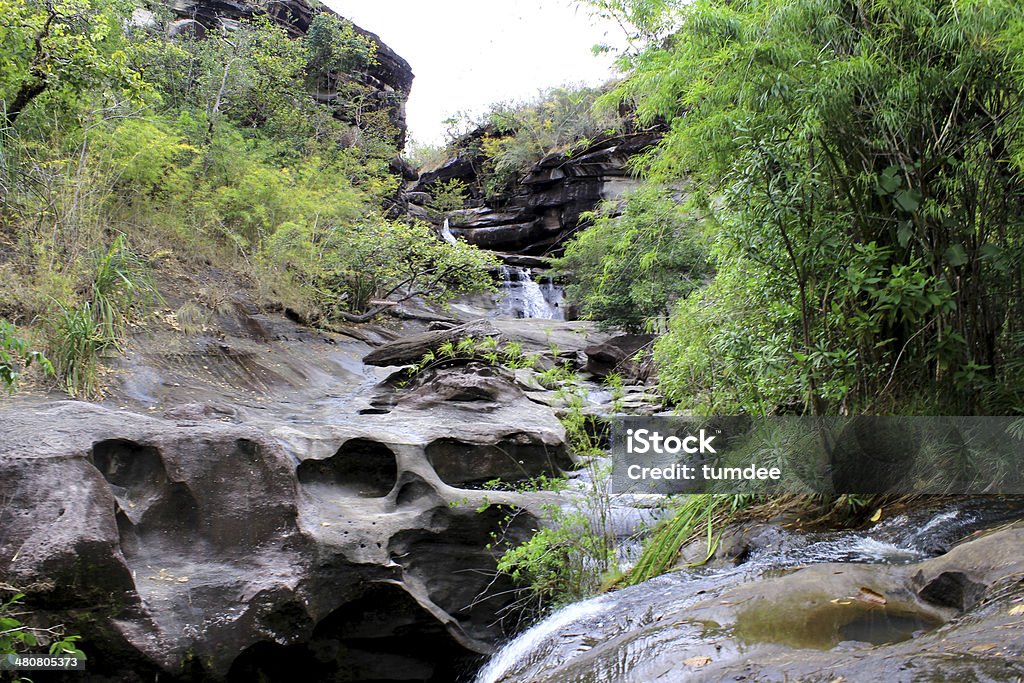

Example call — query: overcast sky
[322,0,626,147]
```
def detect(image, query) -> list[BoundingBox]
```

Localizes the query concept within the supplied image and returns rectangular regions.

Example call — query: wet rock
[584,333,655,380]
[491,252,553,269]
[481,522,1024,683]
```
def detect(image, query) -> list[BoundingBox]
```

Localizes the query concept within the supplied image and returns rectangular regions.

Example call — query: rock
[917,571,988,611]
[411,131,662,254]
[362,319,499,367]
[167,17,205,38]
[0,290,617,681]
[450,220,551,252]
[0,397,560,681]
[162,400,238,421]
[165,0,414,147]
[398,362,524,408]
[491,252,553,269]
[584,333,655,380]
[404,191,433,206]
[487,521,1024,683]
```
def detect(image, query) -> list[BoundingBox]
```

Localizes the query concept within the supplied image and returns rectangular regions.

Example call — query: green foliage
[0,0,502,384]
[594,0,1024,414]
[495,504,612,607]
[603,372,626,412]
[402,335,539,386]
[0,0,144,127]
[89,235,157,344]
[555,186,710,332]
[429,179,468,213]
[304,12,376,85]
[0,591,85,679]
[405,138,448,171]
[454,85,625,200]
[324,219,499,321]
[621,494,744,586]
[487,359,619,609]
[0,320,52,391]
[47,236,156,397]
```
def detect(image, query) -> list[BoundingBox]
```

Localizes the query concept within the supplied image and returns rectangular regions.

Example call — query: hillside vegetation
[560,0,1024,416]
[0,0,496,396]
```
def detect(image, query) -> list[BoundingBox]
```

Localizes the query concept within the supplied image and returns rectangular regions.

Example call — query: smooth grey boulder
[584,333,655,380]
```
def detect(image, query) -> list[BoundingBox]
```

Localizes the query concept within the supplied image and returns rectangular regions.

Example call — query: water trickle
[495,266,564,320]
[440,217,458,246]
[475,596,609,683]
[472,498,1024,683]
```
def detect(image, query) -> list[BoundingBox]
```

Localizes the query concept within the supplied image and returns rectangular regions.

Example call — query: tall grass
[90,234,158,346]
[49,302,104,398]
[47,236,158,397]
[619,494,742,587]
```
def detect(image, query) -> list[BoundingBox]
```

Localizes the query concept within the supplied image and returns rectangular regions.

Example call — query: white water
[440,217,458,245]
[495,266,564,320]
[472,498,1019,682]
[475,595,609,683]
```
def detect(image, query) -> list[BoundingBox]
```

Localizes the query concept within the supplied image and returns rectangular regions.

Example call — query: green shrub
[596,0,1024,415]
[0,590,86,682]
[0,319,52,391]
[555,186,710,333]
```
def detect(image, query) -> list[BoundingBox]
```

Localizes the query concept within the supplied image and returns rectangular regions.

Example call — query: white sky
[322,0,626,147]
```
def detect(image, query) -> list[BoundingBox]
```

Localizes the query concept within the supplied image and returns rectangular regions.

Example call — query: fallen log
[362,319,500,367]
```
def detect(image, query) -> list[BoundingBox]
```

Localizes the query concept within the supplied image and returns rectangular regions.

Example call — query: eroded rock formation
[0,396,558,680]
[0,299,602,681]
[407,131,662,255]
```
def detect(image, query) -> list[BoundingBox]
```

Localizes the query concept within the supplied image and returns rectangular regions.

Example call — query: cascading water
[495,266,564,320]
[473,497,1024,683]
[440,217,458,246]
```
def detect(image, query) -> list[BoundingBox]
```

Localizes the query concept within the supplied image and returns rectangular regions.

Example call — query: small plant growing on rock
[0,590,86,681]
[400,336,540,384]
[0,320,52,392]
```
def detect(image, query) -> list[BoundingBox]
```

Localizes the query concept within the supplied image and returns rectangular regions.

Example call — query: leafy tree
[591,0,1024,414]
[268,218,500,322]
[0,0,142,126]
[555,186,709,332]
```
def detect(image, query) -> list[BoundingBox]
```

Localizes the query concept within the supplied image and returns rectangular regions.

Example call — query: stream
[475,497,1024,683]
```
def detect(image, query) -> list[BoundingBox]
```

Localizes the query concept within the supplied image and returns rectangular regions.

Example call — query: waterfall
[440,217,458,245]
[475,596,609,683]
[495,266,564,320]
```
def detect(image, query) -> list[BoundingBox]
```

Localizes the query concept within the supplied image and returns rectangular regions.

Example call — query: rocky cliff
[406,129,663,256]
[165,0,414,147]
[0,300,615,681]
